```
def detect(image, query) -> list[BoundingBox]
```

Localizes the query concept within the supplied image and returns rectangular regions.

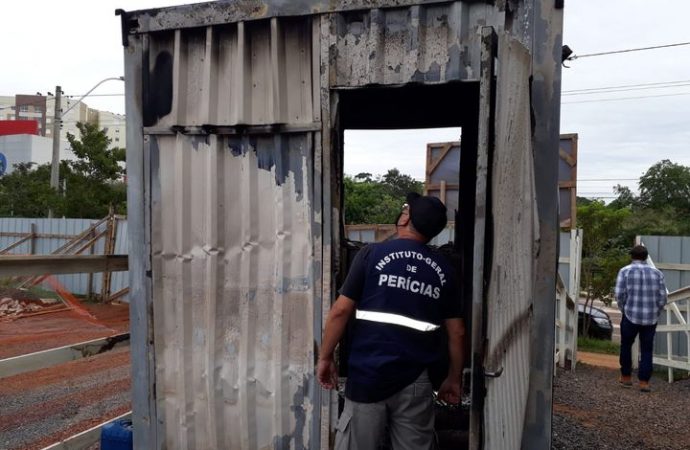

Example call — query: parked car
[578,304,614,340]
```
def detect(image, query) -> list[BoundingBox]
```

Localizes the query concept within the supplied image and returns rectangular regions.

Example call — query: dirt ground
[0,302,129,358]
[0,302,131,449]
[553,358,690,450]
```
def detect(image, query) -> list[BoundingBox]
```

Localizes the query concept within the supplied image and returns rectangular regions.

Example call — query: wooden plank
[108,287,130,303]
[0,232,78,239]
[558,147,576,167]
[428,143,453,176]
[570,136,578,228]
[42,412,132,450]
[101,212,119,301]
[30,223,37,255]
[0,255,128,277]
[0,333,130,379]
[0,234,33,255]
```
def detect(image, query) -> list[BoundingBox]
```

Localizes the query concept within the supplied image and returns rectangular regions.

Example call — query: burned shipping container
[119,1,563,449]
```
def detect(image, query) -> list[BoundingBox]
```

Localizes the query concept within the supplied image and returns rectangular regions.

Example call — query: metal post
[49,86,62,218]
[50,86,62,190]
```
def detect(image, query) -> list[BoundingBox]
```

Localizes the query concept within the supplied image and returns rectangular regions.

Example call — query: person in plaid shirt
[615,245,667,392]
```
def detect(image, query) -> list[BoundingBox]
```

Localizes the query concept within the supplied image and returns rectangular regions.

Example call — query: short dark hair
[630,245,648,261]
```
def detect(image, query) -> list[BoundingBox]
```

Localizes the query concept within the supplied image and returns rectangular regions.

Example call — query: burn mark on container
[273,375,310,450]
[445,44,462,80]
[226,134,306,201]
[143,51,173,127]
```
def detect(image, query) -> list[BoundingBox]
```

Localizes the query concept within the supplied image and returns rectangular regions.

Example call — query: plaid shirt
[615,260,667,325]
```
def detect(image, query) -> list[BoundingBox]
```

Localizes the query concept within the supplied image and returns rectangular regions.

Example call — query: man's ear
[397,214,410,227]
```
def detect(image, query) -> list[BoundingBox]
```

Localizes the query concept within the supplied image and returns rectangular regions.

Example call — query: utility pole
[49,85,62,218]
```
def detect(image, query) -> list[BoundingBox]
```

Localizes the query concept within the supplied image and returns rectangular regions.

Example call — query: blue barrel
[100,419,133,450]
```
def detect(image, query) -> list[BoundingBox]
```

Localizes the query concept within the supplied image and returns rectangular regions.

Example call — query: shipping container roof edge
[117,0,491,36]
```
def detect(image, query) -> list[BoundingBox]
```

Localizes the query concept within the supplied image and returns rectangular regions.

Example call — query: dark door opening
[334,81,481,449]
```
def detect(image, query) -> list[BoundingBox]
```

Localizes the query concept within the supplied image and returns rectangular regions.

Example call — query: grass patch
[578,336,620,355]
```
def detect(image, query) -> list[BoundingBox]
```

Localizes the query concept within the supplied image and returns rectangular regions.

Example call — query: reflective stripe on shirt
[355,309,441,332]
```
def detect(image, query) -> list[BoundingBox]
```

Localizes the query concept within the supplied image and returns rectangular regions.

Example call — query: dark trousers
[620,315,657,381]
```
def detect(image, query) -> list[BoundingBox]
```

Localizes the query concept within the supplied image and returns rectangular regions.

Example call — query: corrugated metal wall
[147,18,317,129]
[149,132,316,449]
[142,15,321,449]
[640,235,690,359]
[0,217,128,298]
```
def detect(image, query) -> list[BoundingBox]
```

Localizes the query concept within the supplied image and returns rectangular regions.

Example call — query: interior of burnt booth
[335,81,480,448]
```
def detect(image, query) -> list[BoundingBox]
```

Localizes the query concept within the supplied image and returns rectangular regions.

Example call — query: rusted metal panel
[331,3,492,86]
[148,132,317,449]
[482,32,536,450]
[119,0,489,35]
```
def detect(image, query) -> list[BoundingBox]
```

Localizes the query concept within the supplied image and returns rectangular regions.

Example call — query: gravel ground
[0,347,131,450]
[0,303,131,450]
[553,363,690,450]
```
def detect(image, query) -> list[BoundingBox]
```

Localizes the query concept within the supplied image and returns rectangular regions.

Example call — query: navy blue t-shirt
[339,238,461,403]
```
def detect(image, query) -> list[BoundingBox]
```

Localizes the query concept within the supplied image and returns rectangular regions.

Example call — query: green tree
[61,122,127,218]
[380,168,423,199]
[577,201,630,335]
[0,122,126,219]
[0,163,62,217]
[343,168,423,225]
[607,184,637,210]
[638,159,690,212]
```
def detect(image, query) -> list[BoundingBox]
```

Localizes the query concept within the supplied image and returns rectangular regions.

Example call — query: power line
[562,79,690,94]
[569,41,690,59]
[562,91,690,104]
[562,82,690,96]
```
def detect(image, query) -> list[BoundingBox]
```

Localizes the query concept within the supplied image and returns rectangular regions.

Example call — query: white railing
[651,285,690,382]
[555,229,582,371]
[555,273,578,370]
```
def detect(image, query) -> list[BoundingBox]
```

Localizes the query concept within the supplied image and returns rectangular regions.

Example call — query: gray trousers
[335,371,435,450]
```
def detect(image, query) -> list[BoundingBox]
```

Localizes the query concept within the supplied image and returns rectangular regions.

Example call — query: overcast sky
[1,0,688,199]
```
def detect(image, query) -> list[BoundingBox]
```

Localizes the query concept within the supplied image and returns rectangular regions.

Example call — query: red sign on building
[0,120,39,136]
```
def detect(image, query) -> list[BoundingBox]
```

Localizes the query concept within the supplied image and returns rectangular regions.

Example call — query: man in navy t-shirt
[317,193,465,450]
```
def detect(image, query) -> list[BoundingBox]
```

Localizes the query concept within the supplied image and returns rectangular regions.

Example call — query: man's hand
[317,357,339,390]
[437,376,462,405]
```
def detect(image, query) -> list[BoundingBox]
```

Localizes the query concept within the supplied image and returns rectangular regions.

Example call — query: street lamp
[49,77,125,217]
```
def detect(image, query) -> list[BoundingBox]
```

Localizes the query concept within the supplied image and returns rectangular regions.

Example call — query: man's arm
[657,272,668,314]
[614,269,627,312]
[438,318,466,404]
[317,295,356,389]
